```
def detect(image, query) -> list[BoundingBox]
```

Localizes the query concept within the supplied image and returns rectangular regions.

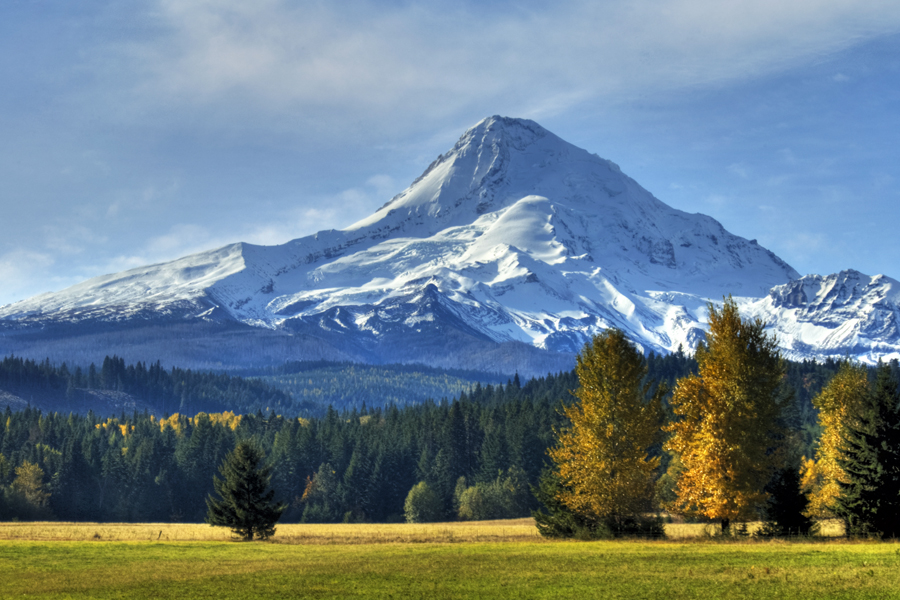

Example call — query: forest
[0,345,858,525]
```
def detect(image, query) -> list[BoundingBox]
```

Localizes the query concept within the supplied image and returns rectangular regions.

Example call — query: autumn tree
[206,441,286,541]
[6,460,52,520]
[548,329,664,534]
[665,297,786,533]
[799,361,870,518]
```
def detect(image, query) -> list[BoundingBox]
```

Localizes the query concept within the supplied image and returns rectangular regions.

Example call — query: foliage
[532,467,607,539]
[1,349,896,529]
[206,441,286,540]
[3,460,53,520]
[834,364,900,538]
[0,370,572,524]
[403,481,442,523]
[665,297,787,531]
[0,354,297,417]
[756,466,816,538]
[455,468,531,521]
[548,329,664,531]
[799,361,871,518]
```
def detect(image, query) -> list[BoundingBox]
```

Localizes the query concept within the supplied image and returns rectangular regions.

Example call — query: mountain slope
[0,116,896,372]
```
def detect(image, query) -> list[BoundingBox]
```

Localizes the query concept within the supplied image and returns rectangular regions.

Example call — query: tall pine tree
[835,364,900,538]
[206,441,286,541]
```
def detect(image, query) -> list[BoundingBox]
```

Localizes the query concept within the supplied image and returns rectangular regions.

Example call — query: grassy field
[1,520,896,599]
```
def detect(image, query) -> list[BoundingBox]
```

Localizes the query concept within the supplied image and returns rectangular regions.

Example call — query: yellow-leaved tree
[548,328,664,533]
[665,297,786,533]
[799,361,870,518]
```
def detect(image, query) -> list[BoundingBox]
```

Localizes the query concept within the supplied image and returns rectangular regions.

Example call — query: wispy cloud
[114,0,900,135]
[0,250,59,305]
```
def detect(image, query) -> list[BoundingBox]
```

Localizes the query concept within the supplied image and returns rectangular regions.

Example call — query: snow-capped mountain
[1,117,897,373]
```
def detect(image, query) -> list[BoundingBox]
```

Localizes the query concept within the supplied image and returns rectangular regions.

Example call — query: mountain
[742,270,900,362]
[0,116,897,374]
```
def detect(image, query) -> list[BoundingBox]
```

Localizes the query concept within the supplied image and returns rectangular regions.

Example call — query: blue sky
[1,0,899,305]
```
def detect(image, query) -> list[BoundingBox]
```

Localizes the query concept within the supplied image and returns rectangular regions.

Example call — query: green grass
[2,539,900,599]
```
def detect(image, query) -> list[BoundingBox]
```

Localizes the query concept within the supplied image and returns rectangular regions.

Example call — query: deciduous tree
[548,329,664,533]
[799,361,870,518]
[665,297,786,533]
[403,481,442,523]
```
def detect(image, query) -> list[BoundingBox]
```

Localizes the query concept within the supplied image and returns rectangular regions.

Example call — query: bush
[404,482,442,523]
[456,468,532,521]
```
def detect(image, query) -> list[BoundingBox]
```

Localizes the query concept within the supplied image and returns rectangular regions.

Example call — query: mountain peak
[349,115,625,234]
[456,115,550,152]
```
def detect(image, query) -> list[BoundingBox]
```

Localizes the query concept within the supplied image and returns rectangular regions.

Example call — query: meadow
[1,519,898,599]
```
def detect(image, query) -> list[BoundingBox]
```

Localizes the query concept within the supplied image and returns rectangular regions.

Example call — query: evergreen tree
[835,364,900,538]
[757,466,816,537]
[206,441,286,541]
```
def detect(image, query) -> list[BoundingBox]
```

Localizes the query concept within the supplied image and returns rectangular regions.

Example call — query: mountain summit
[1,117,896,373]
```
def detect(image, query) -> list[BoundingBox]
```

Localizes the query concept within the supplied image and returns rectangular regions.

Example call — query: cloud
[777,149,798,165]
[705,193,732,207]
[117,0,900,135]
[239,175,399,245]
[0,250,59,305]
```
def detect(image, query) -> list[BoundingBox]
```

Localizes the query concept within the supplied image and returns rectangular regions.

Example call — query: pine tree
[548,329,664,534]
[665,297,786,533]
[835,364,900,538]
[206,441,286,541]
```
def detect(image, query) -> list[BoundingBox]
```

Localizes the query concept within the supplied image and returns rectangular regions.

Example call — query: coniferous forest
[0,347,871,525]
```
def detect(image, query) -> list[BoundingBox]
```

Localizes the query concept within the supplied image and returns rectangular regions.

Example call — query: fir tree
[835,364,900,538]
[206,441,286,541]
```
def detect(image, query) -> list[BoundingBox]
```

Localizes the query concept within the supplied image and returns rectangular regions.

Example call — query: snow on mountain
[0,116,895,371]
[740,270,900,363]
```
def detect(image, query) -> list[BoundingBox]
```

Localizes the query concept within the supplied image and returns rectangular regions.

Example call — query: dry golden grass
[0,517,544,544]
[664,518,845,539]
[0,516,847,544]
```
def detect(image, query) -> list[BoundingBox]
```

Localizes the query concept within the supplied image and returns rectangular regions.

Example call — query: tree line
[0,355,303,416]
[0,372,574,523]
[0,332,875,529]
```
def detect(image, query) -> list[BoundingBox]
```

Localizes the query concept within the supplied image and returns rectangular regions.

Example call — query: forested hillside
[0,355,303,416]
[250,361,508,412]
[0,356,508,417]
[0,351,867,524]
[0,373,574,523]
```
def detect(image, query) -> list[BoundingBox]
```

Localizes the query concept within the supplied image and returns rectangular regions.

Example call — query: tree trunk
[721,518,730,535]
